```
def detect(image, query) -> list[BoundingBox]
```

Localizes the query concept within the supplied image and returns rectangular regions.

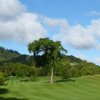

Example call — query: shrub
[61,63,71,79]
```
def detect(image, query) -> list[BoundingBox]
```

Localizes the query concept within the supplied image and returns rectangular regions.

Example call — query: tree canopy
[28,38,67,66]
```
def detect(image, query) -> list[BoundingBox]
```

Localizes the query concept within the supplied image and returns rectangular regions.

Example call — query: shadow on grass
[0,97,28,100]
[0,88,28,100]
[55,78,76,83]
[45,78,76,83]
[0,88,9,94]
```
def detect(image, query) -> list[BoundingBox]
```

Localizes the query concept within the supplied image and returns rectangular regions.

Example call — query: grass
[0,75,100,100]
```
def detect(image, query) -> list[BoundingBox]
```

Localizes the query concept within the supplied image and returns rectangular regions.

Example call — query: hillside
[0,47,20,62]
[0,47,34,65]
[0,75,100,100]
[0,46,99,67]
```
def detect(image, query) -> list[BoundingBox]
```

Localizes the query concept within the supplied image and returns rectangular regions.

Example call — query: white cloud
[89,19,100,37]
[0,0,47,44]
[93,57,100,65]
[86,10,100,17]
[44,17,68,28]
[0,13,47,43]
[46,18,100,50]
[64,25,95,49]
[0,0,26,20]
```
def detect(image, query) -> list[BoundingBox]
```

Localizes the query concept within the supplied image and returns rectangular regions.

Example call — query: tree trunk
[50,67,54,84]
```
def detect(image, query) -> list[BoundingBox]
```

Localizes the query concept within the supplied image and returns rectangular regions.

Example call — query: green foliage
[0,72,5,84]
[0,47,20,62]
[61,63,71,79]
[28,38,67,67]
[1,63,38,80]
[54,56,100,79]
[81,63,100,76]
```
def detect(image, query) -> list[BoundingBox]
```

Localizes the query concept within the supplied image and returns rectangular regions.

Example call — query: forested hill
[0,47,20,61]
[0,46,32,65]
[0,46,99,67]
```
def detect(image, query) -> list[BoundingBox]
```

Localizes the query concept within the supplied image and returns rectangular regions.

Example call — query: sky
[0,0,100,65]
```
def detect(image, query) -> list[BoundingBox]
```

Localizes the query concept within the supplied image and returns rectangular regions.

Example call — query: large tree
[28,38,67,83]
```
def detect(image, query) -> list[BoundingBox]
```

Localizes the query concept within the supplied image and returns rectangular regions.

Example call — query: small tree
[28,38,67,83]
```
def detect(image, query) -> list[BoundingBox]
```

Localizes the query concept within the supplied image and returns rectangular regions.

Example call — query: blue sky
[0,0,100,65]
[21,0,100,24]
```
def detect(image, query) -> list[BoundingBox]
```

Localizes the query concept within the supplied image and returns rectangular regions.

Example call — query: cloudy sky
[0,0,100,65]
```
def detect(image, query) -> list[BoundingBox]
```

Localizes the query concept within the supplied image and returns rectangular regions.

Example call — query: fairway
[0,75,100,100]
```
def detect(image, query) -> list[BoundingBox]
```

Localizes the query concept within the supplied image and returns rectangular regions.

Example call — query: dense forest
[0,42,100,84]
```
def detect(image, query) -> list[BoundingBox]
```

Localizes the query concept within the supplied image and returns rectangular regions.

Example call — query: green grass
[0,75,100,100]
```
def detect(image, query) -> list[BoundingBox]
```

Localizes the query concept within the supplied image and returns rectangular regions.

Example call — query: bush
[61,63,71,79]
[1,63,39,79]
[0,72,5,84]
